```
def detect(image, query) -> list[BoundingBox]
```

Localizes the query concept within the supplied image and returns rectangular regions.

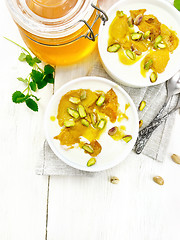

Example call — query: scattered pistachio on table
[153,176,164,185]
[110,176,120,184]
[139,120,143,128]
[171,154,180,164]
[139,100,146,111]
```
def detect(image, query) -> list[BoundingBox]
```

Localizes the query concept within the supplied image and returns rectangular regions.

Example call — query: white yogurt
[44,77,139,172]
[98,0,180,88]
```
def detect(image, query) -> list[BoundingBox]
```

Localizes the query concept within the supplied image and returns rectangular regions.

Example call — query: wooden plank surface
[47,0,180,239]
[1,0,180,239]
[0,2,50,239]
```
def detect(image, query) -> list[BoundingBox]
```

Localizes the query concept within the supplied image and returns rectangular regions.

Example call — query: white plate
[44,76,139,172]
[98,0,180,88]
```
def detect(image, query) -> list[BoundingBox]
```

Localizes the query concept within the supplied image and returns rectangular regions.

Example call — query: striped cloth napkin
[36,58,178,175]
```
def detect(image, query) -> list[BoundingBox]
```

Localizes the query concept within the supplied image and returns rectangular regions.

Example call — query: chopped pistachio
[139,120,143,128]
[171,154,180,164]
[134,49,142,56]
[96,95,105,106]
[157,43,166,49]
[134,14,143,25]
[131,32,143,40]
[69,97,81,104]
[82,144,94,153]
[144,59,153,70]
[110,176,119,184]
[155,35,163,44]
[78,104,86,118]
[150,72,157,83]
[81,119,90,127]
[144,30,151,39]
[67,108,79,119]
[107,43,121,53]
[153,176,164,185]
[87,157,96,167]
[127,16,134,27]
[90,112,98,126]
[97,119,106,130]
[116,10,124,17]
[80,90,87,100]
[108,126,118,136]
[122,135,132,143]
[64,119,75,127]
[125,49,136,60]
[139,101,146,111]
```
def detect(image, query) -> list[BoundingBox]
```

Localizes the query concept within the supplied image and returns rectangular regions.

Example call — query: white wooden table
[1,0,180,239]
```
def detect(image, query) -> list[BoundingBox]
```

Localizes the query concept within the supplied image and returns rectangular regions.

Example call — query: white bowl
[44,76,139,172]
[98,0,180,88]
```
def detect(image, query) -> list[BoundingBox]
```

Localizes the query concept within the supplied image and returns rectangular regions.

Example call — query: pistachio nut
[139,120,143,128]
[153,176,164,185]
[171,154,180,164]
[134,14,143,25]
[87,158,96,167]
[125,49,136,60]
[150,72,157,83]
[116,10,124,17]
[110,176,120,184]
[107,43,121,53]
[108,126,118,136]
[139,101,146,111]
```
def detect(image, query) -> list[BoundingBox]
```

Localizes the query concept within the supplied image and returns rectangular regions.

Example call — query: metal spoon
[135,70,180,154]
[154,70,180,120]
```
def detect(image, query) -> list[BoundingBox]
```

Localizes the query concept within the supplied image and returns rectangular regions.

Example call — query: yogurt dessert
[98,0,180,87]
[44,77,139,172]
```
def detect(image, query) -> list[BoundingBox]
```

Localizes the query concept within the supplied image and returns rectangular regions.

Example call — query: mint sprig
[174,0,180,11]
[4,37,55,112]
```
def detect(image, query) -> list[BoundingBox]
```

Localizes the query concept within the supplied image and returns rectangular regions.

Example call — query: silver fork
[135,70,180,154]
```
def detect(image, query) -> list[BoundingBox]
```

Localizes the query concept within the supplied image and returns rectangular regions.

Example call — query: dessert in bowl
[98,0,180,87]
[44,76,139,172]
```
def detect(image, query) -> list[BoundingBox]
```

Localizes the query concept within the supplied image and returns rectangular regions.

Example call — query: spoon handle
[135,115,168,154]
[134,98,170,154]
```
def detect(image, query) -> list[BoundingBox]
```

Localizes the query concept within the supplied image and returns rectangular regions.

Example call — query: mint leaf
[44,64,55,75]
[174,0,180,10]
[44,73,54,84]
[26,98,38,112]
[29,82,37,92]
[18,53,27,62]
[33,57,41,63]
[26,55,35,67]
[31,95,40,101]
[17,77,28,84]
[37,80,47,89]
[31,70,44,83]
[12,91,27,103]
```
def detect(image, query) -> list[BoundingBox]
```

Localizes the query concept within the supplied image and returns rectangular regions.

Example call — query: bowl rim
[44,76,139,172]
[98,0,180,88]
